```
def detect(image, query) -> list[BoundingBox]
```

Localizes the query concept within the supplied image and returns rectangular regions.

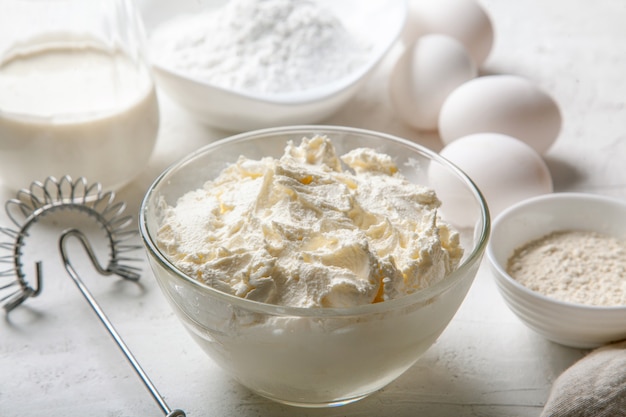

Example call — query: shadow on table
[543,155,585,192]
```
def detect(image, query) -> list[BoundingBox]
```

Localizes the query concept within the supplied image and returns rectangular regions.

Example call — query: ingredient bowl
[487,192,626,349]
[139,125,489,407]
[136,0,406,131]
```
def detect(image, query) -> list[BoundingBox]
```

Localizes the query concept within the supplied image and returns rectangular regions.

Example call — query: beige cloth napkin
[541,340,626,417]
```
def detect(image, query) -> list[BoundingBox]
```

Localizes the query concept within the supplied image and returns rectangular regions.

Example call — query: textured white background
[1,0,625,416]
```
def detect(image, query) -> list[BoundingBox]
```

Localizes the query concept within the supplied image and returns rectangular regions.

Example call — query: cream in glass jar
[0,0,159,191]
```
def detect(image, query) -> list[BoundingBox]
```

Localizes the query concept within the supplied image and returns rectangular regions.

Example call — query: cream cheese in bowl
[156,135,464,308]
[140,126,490,407]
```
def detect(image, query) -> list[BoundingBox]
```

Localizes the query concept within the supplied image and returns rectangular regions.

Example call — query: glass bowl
[139,125,489,407]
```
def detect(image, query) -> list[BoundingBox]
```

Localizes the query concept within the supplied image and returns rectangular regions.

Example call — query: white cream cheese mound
[157,136,463,308]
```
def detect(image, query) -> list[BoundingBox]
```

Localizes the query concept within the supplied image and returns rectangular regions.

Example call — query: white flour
[507,230,626,306]
[150,0,370,95]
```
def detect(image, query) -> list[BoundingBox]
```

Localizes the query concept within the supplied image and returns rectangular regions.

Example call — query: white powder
[507,230,626,306]
[150,0,370,95]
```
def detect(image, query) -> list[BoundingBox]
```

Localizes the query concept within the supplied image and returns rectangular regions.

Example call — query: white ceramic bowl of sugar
[487,192,626,349]
[136,0,406,132]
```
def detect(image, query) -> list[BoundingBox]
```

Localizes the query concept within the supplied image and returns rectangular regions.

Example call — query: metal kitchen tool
[0,176,185,417]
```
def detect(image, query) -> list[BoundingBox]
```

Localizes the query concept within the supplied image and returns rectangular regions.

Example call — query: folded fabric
[541,340,626,417]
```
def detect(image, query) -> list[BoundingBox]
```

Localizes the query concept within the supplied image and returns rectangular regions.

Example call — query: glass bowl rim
[139,124,491,317]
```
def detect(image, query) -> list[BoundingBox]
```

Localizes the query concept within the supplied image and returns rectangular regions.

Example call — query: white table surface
[1,0,625,416]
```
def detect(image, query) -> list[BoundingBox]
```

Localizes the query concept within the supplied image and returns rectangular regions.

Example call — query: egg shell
[390,34,477,131]
[438,75,562,154]
[431,133,553,227]
[402,0,494,65]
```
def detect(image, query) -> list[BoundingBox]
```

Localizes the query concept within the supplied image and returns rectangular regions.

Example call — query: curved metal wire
[0,175,140,311]
[59,229,185,417]
[0,176,185,417]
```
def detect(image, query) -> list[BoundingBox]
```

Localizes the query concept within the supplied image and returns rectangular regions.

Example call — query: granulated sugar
[507,230,626,306]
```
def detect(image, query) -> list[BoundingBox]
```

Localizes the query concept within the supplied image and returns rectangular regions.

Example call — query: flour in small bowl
[507,230,626,306]
[150,0,371,95]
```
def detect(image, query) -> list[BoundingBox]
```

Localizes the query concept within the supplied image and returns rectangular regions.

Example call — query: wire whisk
[0,176,185,417]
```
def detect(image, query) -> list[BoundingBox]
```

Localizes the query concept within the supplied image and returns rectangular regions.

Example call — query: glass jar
[0,0,159,191]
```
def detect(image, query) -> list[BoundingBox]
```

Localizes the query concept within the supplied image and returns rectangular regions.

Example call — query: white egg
[430,133,553,226]
[402,0,494,65]
[390,34,477,131]
[438,75,562,154]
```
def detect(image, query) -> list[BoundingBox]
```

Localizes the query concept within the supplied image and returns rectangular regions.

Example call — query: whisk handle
[60,229,186,417]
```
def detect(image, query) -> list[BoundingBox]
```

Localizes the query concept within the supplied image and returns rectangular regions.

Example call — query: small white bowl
[487,192,626,349]
[137,0,406,131]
